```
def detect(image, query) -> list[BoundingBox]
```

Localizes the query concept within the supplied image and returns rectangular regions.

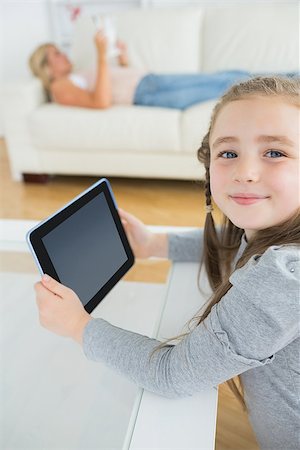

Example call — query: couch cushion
[71,8,203,74]
[29,104,181,153]
[181,100,217,154]
[202,4,299,73]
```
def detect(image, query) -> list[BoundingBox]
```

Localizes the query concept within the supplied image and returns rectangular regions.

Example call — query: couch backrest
[71,4,299,75]
[71,8,203,74]
[114,8,203,72]
[202,4,299,73]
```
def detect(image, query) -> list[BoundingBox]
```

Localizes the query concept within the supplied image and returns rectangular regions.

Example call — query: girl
[35,76,300,450]
[29,32,256,110]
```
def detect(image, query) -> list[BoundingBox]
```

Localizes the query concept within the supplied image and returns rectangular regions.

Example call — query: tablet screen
[27,179,134,313]
[42,192,128,307]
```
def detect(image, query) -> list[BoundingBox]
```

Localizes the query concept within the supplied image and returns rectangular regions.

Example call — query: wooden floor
[0,139,259,450]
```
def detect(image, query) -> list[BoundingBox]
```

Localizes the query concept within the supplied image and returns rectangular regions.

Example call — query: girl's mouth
[229,194,269,205]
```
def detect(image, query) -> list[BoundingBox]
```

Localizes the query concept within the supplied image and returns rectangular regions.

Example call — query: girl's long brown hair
[197,75,300,408]
[156,76,300,409]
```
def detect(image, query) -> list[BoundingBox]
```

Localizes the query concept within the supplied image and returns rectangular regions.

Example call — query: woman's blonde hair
[28,43,54,96]
[157,75,300,409]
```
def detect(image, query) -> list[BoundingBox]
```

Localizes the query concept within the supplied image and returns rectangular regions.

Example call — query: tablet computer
[26,178,134,313]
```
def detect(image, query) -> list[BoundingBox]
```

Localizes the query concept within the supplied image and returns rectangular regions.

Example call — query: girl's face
[209,97,299,240]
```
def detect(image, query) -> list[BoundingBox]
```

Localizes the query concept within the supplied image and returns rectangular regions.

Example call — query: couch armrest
[2,78,47,181]
[2,78,46,118]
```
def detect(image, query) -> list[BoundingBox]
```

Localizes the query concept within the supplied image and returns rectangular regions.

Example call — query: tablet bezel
[26,178,135,313]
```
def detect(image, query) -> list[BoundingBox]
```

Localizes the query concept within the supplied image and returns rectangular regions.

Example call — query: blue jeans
[133,70,251,110]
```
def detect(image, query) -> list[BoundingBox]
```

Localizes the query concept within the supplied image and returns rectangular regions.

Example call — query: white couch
[3,4,298,182]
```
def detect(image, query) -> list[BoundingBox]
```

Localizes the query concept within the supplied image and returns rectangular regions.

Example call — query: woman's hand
[94,31,108,59]
[116,40,128,66]
[118,208,168,259]
[35,275,92,344]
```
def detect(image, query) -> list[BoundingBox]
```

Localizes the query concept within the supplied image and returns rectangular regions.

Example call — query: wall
[0,0,52,136]
[0,1,4,136]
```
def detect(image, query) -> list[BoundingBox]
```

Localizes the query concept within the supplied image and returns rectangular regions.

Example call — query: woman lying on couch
[29,31,297,110]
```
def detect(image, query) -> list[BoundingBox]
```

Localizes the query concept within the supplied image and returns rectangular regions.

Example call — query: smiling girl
[35,76,300,450]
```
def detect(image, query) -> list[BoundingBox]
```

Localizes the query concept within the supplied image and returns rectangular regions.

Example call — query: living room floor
[0,138,259,450]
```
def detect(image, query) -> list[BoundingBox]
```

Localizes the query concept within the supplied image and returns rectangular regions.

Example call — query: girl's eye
[265,150,285,158]
[217,151,237,159]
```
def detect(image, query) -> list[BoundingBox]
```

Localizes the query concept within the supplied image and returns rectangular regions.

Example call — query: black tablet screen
[41,192,128,306]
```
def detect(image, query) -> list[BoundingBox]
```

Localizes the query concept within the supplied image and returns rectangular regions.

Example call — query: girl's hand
[119,208,156,259]
[34,275,91,344]
[94,31,108,58]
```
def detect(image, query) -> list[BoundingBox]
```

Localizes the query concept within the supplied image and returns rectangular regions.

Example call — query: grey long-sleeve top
[83,229,300,450]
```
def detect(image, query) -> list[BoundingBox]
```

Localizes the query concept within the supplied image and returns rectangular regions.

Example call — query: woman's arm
[93,31,112,107]
[51,32,112,109]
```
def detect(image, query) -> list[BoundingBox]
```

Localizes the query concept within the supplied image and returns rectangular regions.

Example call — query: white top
[68,67,146,105]
[68,73,89,90]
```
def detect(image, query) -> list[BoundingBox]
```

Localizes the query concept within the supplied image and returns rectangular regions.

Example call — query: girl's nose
[233,158,260,183]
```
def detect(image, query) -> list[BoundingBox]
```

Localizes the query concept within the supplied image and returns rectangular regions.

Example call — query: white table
[0,220,217,450]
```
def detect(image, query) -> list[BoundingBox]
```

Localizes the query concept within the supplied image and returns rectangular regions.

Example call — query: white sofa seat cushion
[28,104,181,153]
[202,4,299,73]
[181,100,217,154]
